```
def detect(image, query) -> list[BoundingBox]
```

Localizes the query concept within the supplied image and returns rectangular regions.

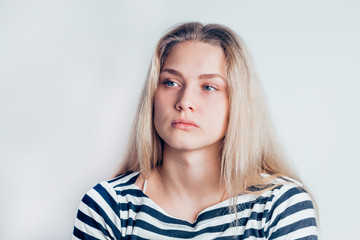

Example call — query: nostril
[175,101,195,111]
[175,103,183,111]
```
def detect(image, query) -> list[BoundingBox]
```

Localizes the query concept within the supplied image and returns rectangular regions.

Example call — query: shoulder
[106,171,141,193]
[265,176,313,206]
[261,176,318,239]
[83,171,140,204]
[73,172,141,240]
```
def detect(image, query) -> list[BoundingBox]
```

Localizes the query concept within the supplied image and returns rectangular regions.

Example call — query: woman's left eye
[203,85,216,91]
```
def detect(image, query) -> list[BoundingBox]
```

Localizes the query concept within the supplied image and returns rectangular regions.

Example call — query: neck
[156,142,225,200]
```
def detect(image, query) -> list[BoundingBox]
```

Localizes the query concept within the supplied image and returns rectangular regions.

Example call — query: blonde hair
[115,22,299,197]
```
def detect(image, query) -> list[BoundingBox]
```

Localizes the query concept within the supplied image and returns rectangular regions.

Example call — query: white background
[1,0,359,239]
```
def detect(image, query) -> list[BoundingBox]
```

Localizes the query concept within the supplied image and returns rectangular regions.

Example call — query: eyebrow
[161,68,226,82]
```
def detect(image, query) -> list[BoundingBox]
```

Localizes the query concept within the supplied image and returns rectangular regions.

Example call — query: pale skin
[135,41,229,223]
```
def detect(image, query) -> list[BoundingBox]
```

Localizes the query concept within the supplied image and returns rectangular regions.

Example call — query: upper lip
[171,119,199,127]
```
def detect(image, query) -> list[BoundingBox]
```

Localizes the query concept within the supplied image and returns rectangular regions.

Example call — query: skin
[136,41,229,223]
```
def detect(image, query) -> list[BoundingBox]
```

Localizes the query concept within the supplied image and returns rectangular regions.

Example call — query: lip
[171,119,199,129]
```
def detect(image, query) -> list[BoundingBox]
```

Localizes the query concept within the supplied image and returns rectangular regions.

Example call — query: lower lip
[172,123,198,130]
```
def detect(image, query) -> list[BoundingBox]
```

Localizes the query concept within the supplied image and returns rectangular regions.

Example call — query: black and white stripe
[73,172,318,239]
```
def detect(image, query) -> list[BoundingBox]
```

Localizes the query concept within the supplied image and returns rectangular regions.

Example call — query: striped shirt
[73,172,318,239]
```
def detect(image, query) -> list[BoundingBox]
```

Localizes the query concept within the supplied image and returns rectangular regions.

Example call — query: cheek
[207,95,229,116]
[213,108,228,127]
[153,93,162,128]
[153,90,171,130]
[206,97,229,129]
[154,89,177,114]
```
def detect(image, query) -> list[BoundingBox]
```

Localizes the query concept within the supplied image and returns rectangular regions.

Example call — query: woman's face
[154,41,229,152]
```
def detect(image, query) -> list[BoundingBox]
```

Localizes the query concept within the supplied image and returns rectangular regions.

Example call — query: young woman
[73,22,318,239]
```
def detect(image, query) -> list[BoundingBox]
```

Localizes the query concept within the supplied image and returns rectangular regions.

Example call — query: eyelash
[163,80,217,92]
[203,85,216,92]
[163,80,179,87]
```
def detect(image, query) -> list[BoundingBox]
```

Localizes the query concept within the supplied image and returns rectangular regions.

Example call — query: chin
[166,139,219,152]
[167,141,197,151]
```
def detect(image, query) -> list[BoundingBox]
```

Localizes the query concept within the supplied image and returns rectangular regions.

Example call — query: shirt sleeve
[264,183,318,240]
[72,181,122,240]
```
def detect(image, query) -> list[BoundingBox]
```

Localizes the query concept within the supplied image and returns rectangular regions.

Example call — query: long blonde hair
[115,22,299,198]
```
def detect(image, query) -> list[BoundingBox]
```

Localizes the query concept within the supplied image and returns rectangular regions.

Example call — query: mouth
[171,119,199,129]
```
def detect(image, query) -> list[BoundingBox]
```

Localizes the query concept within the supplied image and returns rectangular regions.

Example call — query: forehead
[162,41,226,76]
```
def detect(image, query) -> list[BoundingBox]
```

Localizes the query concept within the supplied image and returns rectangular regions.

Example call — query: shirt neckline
[129,171,258,226]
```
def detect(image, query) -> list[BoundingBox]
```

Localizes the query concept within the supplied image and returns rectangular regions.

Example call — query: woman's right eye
[163,80,179,87]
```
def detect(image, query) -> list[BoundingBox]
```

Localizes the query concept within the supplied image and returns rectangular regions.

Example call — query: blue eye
[163,80,179,87]
[203,85,216,91]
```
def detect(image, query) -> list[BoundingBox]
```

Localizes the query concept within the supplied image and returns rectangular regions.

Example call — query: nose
[175,86,197,112]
